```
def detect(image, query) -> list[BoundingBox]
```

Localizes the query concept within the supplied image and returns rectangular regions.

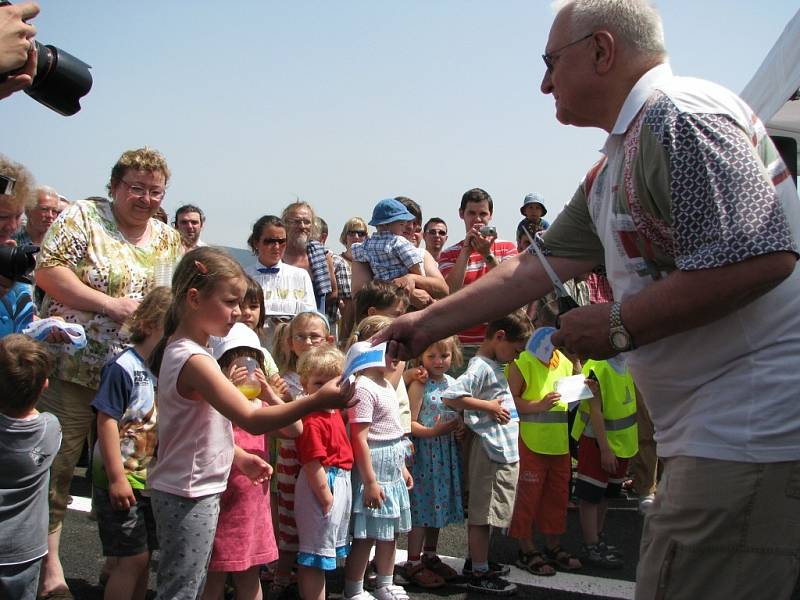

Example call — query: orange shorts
[508,443,570,539]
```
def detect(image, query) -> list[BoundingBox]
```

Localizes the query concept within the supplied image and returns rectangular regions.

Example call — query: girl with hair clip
[343,316,413,600]
[397,336,465,588]
[145,248,354,600]
[270,310,333,598]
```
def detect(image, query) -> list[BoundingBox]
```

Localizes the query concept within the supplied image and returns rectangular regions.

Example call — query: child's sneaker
[461,559,511,577]
[581,543,624,569]
[467,574,517,596]
[372,584,410,600]
[598,533,624,558]
[638,493,655,514]
[344,593,377,600]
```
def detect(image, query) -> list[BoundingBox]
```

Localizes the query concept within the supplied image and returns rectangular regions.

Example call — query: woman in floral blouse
[34,147,183,599]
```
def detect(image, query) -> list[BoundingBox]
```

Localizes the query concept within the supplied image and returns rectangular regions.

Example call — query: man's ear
[325,335,334,344]
[593,30,615,74]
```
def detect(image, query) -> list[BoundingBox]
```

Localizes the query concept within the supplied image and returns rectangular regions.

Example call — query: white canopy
[741,9,800,134]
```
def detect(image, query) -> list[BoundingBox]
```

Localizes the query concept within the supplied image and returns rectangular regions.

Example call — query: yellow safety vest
[515,351,573,455]
[571,359,638,459]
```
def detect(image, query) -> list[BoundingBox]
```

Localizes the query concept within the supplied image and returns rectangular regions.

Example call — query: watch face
[611,330,630,350]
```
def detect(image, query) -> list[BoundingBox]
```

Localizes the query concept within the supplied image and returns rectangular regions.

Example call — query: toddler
[294,345,354,600]
[352,198,423,283]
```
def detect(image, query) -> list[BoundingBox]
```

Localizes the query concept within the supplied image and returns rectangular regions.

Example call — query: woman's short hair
[107,147,171,196]
[339,216,369,246]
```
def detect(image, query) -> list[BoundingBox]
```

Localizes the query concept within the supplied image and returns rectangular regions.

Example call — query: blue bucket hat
[521,192,547,216]
[369,198,416,226]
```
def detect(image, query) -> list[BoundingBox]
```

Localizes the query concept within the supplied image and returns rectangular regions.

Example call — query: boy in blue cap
[352,198,424,282]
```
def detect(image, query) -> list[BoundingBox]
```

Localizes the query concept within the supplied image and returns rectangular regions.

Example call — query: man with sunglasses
[378,1,800,598]
[422,217,448,262]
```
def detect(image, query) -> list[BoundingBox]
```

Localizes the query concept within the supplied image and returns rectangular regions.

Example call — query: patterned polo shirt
[542,63,800,463]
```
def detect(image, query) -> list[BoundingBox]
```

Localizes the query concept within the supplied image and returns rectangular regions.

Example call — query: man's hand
[467,225,493,258]
[0,2,37,72]
[371,310,433,361]
[551,302,617,361]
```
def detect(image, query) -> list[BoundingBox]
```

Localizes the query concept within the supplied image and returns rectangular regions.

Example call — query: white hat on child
[209,323,265,361]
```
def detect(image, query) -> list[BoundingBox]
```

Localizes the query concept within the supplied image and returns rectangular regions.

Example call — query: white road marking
[69,495,635,599]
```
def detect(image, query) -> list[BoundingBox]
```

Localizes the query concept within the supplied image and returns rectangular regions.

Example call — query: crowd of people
[1,1,799,600]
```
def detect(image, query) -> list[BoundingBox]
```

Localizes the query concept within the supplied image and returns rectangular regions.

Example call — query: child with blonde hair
[92,286,171,600]
[271,310,333,597]
[146,247,354,600]
[294,346,354,600]
[343,315,413,600]
[396,336,464,588]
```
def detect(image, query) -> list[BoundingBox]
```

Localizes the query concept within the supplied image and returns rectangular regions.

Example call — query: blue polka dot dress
[410,376,464,528]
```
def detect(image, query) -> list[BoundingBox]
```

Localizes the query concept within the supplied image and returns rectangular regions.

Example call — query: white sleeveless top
[148,338,234,497]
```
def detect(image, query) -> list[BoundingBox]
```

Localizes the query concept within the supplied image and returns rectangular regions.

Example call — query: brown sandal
[515,551,556,576]
[545,545,582,571]
[395,561,446,589]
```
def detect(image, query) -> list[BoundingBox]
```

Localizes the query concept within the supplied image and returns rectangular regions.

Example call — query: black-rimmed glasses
[542,32,593,73]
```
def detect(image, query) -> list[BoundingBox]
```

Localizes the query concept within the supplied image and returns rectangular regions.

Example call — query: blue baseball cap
[369,198,416,226]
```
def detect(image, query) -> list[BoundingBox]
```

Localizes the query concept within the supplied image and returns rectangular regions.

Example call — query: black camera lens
[0,245,38,283]
[25,42,93,116]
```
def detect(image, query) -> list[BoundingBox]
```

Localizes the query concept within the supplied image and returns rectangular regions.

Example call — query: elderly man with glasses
[377,1,800,598]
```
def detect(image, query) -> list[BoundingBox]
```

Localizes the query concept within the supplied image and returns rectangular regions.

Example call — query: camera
[0,244,38,283]
[0,1,93,116]
[479,225,497,238]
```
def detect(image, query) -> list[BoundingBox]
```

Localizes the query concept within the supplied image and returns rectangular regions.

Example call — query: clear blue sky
[4,1,798,251]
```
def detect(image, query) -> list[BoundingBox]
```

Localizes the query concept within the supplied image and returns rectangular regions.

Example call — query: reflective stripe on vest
[578,411,636,431]
[520,411,569,424]
[571,359,638,458]
[515,351,573,455]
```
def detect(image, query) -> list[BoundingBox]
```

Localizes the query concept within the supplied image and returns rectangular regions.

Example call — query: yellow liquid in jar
[238,384,261,400]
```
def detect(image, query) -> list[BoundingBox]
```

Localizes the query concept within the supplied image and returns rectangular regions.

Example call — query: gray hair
[28,185,59,211]
[553,0,666,59]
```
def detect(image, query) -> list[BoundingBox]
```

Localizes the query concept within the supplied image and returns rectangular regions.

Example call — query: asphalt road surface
[60,469,799,600]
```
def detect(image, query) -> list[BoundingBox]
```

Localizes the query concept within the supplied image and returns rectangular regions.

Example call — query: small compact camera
[479,225,497,238]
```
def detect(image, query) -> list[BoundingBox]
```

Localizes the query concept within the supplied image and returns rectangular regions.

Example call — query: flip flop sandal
[516,551,556,577]
[544,545,582,571]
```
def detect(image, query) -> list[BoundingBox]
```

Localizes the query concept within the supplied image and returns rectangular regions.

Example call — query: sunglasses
[347,230,367,237]
[426,229,447,236]
[261,238,287,246]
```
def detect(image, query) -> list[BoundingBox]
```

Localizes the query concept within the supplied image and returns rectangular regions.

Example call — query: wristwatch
[608,302,634,352]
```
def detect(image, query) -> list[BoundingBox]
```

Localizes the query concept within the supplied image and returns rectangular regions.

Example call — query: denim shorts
[93,486,158,556]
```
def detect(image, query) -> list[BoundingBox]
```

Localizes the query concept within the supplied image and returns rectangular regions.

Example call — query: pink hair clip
[194,260,209,274]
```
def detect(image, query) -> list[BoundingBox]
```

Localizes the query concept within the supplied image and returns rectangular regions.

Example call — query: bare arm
[96,413,136,509]
[326,253,338,300]
[443,245,472,293]
[377,251,594,360]
[351,422,384,508]
[584,379,617,473]
[394,251,449,298]
[552,251,797,359]
[179,354,354,435]
[36,265,140,323]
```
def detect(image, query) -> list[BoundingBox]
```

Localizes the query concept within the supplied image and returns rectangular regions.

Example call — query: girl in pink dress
[202,324,302,600]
